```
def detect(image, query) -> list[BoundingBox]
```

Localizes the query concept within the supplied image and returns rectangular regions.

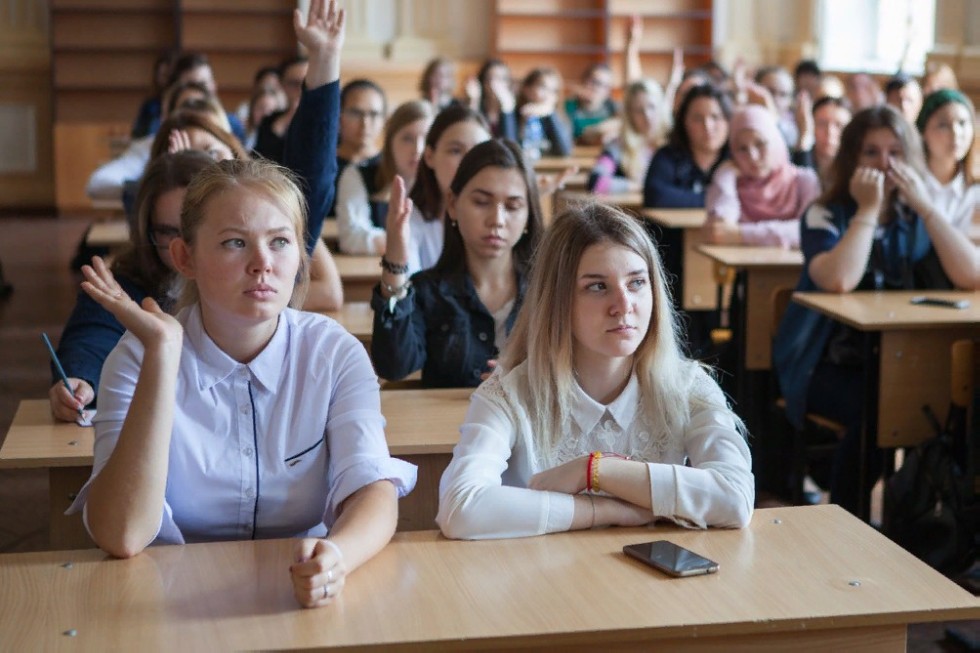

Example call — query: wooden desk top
[86,220,129,247]
[793,290,980,331]
[698,244,804,268]
[639,207,707,229]
[86,220,340,248]
[1,506,975,651]
[321,301,372,342]
[333,252,379,282]
[558,189,643,209]
[0,388,471,469]
[534,154,596,172]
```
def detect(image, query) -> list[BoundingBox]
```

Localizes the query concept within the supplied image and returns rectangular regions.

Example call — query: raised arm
[77,258,184,558]
[283,0,345,253]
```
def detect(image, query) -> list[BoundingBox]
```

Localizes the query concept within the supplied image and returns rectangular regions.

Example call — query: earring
[523,227,528,235]
[451,220,458,228]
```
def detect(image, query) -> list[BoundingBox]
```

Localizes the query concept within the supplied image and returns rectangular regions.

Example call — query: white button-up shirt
[924,170,979,235]
[71,304,416,545]
[437,362,754,539]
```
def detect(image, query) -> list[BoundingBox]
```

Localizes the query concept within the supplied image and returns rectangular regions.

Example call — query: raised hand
[463,76,480,109]
[80,257,182,350]
[795,90,814,151]
[536,165,578,197]
[848,166,885,215]
[491,78,516,114]
[669,47,685,88]
[383,175,413,267]
[168,129,193,154]
[294,0,345,88]
[293,0,345,55]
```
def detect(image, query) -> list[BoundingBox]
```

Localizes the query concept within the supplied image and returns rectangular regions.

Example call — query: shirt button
[245,488,255,499]
[242,447,253,457]
[239,368,249,379]
[441,323,450,332]
[478,332,488,342]
[473,369,481,378]
[240,405,249,415]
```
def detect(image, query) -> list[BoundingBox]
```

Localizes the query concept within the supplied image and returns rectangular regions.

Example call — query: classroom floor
[0,214,974,650]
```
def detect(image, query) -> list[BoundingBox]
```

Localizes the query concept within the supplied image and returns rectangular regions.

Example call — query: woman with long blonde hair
[437,203,753,539]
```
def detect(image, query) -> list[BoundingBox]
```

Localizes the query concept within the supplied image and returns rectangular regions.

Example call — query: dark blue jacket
[54,275,149,402]
[283,80,340,254]
[642,144,727,208]
[370,269,525,387]
[773,200,949,427]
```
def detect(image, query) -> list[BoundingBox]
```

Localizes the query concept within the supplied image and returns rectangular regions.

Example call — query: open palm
[293,0,345,55]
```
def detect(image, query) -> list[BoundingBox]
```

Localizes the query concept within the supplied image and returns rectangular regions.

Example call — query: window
[817,0,935,74]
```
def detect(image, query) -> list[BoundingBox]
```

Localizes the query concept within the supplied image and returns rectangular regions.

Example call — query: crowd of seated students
[52,0,978,610]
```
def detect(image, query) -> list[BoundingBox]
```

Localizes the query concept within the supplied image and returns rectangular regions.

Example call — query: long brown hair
[375,100,433,194]
[820,104,926,207]
[408,104,489,222]
[434,139,543,277]
[112,151,215,302]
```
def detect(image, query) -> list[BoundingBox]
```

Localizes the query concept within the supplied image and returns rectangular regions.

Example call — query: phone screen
[623,540,719,577]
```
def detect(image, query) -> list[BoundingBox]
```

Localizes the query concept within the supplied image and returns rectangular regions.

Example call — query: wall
[0,0,53,210]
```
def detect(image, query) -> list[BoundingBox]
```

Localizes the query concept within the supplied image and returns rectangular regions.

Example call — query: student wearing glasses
[50,152,215,421]
[254,57,309,163]
[565,63,620,146]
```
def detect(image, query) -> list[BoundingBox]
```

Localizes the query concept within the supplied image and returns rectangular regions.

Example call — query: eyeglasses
[148,225,181,248]
[343,108,384,121]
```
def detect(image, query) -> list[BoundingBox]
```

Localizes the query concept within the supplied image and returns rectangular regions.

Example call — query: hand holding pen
[42,333,94,423]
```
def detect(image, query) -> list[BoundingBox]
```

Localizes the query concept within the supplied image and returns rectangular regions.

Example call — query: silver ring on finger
[322,584,329,600]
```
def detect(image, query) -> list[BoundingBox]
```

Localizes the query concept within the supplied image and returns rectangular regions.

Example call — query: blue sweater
[642,144,727,208]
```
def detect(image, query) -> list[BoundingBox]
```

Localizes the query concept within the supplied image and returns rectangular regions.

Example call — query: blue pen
[41,332,85,417]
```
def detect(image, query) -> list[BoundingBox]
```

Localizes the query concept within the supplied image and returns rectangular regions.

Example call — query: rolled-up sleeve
[323,337,417,523]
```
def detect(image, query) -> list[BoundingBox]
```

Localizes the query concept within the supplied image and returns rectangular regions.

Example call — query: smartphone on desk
[909,296,970,309]
[623,540,719,578]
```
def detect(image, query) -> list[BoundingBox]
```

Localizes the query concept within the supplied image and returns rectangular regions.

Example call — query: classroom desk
[697,245,804,371]
[792,290,980,519]
[639,208,715,311]
[1,505,976,651]
[0,389,471,549]
[533,153,596,173]
[321,301,372,345]
[86,220,341,251]
[333,253,379,302]
[554,189,643,216]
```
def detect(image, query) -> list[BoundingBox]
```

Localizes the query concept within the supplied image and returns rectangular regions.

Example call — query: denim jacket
[371,269,526,387]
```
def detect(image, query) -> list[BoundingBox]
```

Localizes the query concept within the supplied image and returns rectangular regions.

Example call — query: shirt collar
[925,169,965,196]
[186,304,288,393]
[569,372,640,435]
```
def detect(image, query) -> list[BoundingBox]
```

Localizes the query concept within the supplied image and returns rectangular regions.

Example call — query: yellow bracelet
[590,451,602,493]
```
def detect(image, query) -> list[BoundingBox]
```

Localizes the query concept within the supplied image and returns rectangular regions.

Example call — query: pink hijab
[717,105,817,222]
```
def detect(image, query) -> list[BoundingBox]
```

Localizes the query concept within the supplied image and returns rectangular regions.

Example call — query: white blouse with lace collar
[437,361,754,540]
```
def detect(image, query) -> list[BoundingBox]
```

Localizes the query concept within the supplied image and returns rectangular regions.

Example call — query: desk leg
[49,466,95,550]
[858,332,881,523]
[396,453,451,532]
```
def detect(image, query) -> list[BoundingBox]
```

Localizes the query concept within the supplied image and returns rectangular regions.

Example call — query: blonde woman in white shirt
[916,89,979,235]
[437,203,753,540]
[68,1,416,609]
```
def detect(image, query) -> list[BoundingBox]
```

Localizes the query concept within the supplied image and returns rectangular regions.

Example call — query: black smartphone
[622,540,719,577]
[909,296,970,309]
